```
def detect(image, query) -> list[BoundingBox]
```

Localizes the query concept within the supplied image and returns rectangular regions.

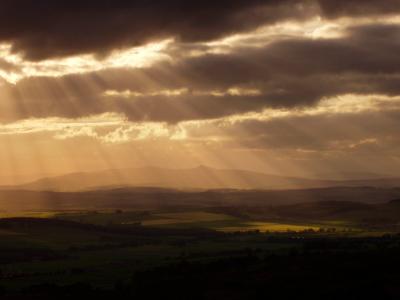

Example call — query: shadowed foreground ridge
[1,225,400,299]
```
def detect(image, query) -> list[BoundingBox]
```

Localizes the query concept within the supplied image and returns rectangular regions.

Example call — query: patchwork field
[54,210,336,232]
[0,200,399,298]
[0,208,380,234]
[218,222,321,233]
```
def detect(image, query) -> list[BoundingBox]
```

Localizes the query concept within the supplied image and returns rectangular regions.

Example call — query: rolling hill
[0,186,400,213]
[7,166,400,192]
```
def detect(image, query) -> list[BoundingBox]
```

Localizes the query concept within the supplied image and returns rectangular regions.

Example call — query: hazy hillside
[9,166,400,192]
[10,166,330,191]
[1,186,400,212]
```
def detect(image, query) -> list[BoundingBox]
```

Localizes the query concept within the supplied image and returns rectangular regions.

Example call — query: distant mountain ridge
[3,166,400,192]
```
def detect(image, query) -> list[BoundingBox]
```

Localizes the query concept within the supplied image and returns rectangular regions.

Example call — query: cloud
[1,94,399,151]
[0,112,188,144]
[0,58,19,72]
[0,40,171,84]
[1,22,400,123]
[0,0,308,61]
[318,0,400,18]
[2,1,400,61]
[187,95,400,156]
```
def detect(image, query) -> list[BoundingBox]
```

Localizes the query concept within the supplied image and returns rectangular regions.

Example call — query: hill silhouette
[0,186,400,213]
[7,166,400,192]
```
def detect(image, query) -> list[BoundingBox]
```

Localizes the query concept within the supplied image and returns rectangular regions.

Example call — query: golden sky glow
[0,1,400,184]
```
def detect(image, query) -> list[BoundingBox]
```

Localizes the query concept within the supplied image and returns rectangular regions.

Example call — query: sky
[0,0,400,184]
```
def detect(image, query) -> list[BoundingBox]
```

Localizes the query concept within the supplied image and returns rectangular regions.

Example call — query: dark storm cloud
[95,23,400,94]
[1,0,400,61]
[318,0,400,18]
[1,23,400,123]
[0,0,306,61]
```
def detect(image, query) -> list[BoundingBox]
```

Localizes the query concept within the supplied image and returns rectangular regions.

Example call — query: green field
[55,209,342,233]
[0,208,371,234]
[218,222,321,232]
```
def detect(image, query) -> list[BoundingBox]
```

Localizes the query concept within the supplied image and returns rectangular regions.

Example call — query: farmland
[1,188,400,298]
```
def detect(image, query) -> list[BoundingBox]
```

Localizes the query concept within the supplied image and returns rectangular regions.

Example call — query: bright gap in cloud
[0,39,173,84]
